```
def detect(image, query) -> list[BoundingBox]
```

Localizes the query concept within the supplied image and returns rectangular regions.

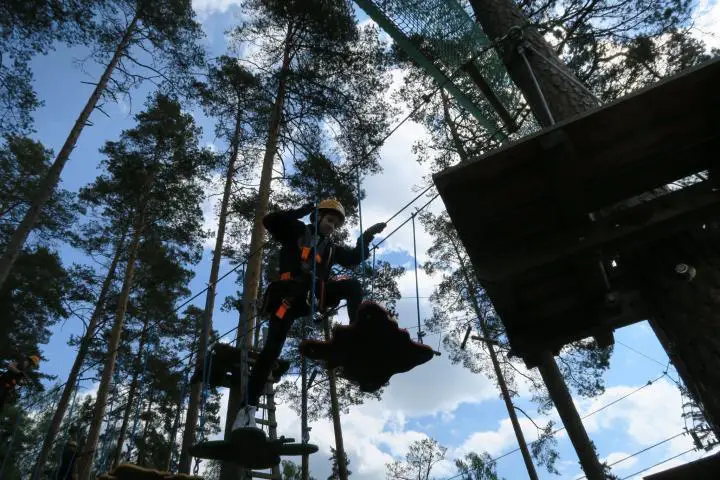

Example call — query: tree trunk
[29,232,127,480]
[537,352,605,480]
[112,325,150,469]
[137,391,154,466]
[0,13,139,290]
[468,0,597,129]
[178,105,244,473]
[324,320,349,480]
[166,364,193,472]
[221,23,293,480]
[301,344,309,480]
[78,205,146,480]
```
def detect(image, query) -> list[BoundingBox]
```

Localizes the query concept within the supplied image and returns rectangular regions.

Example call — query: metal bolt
[675,263,697,281]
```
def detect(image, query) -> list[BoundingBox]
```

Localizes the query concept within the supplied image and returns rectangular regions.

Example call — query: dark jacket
[263,206,369,282]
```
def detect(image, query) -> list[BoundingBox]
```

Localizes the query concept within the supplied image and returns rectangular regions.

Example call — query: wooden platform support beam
[537,351,605,480]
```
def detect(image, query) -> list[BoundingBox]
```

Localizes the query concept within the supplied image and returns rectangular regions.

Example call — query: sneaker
[231,405,257,431]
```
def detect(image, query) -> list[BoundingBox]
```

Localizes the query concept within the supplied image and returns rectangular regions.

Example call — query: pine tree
[454,452,504,480]
[385,437,447,480]
[76,92,214,480]
[179,55,261,465]
[0,0,99,135]
[328,446,352,479]
[214,3,394,477]
[0,0,207,290]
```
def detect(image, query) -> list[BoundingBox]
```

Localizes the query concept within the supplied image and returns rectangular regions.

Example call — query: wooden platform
[644,451,720,479]
[433,58,720,365]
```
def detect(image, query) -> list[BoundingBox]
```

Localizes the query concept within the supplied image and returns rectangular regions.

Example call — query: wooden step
[255,418,277,428]
[250,471,278,479]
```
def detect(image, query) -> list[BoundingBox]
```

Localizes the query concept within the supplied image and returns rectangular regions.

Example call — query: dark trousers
[246,277,363,407]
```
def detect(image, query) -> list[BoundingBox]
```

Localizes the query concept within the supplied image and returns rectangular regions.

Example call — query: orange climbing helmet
[27,355,40,368]
[317,199,345,224]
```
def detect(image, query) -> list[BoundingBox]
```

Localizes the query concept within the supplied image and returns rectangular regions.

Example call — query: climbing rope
[411,212,424,343]
[370,249,376,300]
[295,200,323,454]
[356,169,366,291]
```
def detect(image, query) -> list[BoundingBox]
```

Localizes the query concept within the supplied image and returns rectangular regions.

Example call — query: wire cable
[619,446,697,480]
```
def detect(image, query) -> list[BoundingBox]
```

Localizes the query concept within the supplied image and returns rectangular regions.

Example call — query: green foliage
[192,55,261,145]
[385,437,447,480]
[519,0,717,100]
[87,0,207,103]
[0,247,72,373]
[328,446,352,479]
[0,0,99,134]
[281,459,317,480]
[0,135,79,243]
[454,452,504,480]
[0,384,63,478]
[79,92,214,261]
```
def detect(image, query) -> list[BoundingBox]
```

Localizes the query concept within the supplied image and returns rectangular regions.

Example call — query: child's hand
[296,202,315,217]
[363,222,386,240]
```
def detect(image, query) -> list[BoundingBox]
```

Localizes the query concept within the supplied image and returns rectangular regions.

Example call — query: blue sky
[23,0,720,479]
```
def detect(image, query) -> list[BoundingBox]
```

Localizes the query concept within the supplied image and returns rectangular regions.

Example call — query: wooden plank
[583,136,717,211]
[250,471,279,479]
[468,181,720,282]
[434,58,720,191]
[255,418,277,428]
[435,59,720,268]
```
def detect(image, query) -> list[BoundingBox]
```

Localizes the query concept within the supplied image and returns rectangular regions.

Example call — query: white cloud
[579,378,684,445]
[200,172,225,249]
[454,417,540,458]
[604,451,638,471]
[210,341,498,480]
[192,0,242,16]
[692,0,720,50]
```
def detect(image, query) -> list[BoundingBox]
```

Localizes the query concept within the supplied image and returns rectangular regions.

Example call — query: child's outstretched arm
[333,222,386,267]
[263,203,315,242]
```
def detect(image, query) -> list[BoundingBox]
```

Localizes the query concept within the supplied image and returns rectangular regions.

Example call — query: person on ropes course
[232,198,385,431]
[0,354,39,411]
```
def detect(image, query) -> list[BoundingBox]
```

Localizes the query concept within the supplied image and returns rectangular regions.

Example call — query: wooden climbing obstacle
[433,58,720,367]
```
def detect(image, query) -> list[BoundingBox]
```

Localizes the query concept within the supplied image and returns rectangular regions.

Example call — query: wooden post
[301,323,310,480]
[537,351,605,480]
[454,244,538,480]
[324,319,349,480]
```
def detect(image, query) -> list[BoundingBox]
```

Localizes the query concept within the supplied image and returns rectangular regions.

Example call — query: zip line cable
[441,369,674,480]
[574,431,687,480]
[619,446,698,480]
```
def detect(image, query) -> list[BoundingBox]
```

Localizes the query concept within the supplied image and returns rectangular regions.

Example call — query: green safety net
[355,0,524,136]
